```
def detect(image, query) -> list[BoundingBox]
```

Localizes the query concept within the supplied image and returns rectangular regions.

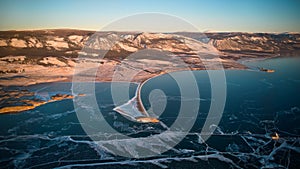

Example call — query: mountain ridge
[0,30,299,86]
[1,29,299,59]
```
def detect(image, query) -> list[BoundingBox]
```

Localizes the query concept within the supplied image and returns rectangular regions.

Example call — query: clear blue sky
[0,0,299,32]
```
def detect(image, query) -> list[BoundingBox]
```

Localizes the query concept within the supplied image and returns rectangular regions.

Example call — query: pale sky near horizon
[0,0,299,32]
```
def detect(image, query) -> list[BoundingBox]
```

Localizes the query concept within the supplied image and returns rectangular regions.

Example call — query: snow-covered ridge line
[0,30,299,57]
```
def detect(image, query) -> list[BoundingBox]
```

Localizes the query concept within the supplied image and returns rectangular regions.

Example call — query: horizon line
[0,28,299,34]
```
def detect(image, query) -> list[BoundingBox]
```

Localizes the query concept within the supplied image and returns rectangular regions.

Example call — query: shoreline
[0,54,284,89]
[0,93,84,114]
[237,55,279,69]
[0,56,283,116]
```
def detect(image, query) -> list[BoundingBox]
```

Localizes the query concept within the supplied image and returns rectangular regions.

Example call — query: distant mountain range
[0,29,299,59]
[0,29,299,86]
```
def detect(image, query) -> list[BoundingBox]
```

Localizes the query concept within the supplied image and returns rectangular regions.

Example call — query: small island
[259,67,275,73]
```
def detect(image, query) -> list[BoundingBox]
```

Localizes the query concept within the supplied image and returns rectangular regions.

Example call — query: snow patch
[0,56,26,62]
[10,38,27,48]
[68,35,83,44]
[0,39,7,47]
[46,40,69,49]
[39,57,67,67]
